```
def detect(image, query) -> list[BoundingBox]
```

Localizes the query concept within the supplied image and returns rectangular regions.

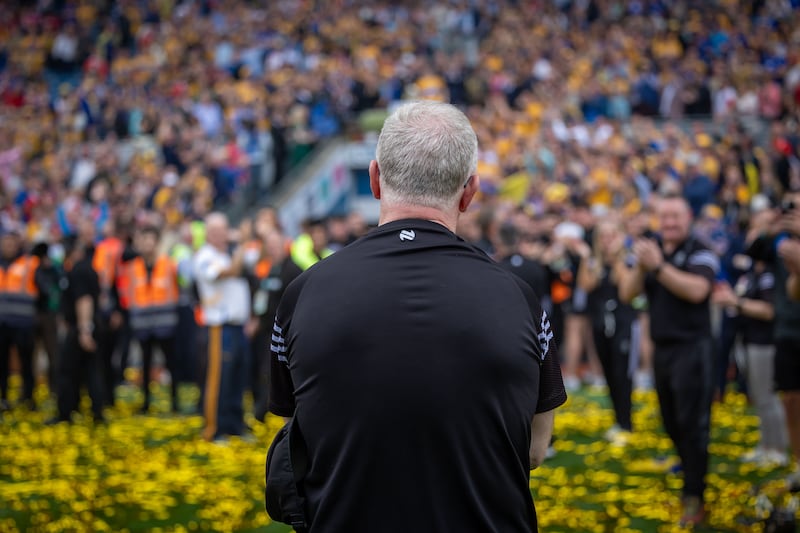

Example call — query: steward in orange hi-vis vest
[92,236,123,314]
[122,256,180,340]
[1,228,42,409]
[0,255,40,328]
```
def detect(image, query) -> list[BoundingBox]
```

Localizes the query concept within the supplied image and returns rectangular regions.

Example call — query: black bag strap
[289,417,309,482]
[264,416,309,532]
[287,417,309,532]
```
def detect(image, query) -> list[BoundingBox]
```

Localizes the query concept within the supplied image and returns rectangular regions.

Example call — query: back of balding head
[205,212,229,230]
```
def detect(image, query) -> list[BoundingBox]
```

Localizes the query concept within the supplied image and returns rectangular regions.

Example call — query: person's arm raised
[575,242,601,293]
[778,238,800,301]
[652,262,713,304]
[616,259,645,304]
[633,238,715,304]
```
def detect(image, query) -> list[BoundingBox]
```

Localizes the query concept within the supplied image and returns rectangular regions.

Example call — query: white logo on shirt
[538,311,553,361]
[399,229,416,241]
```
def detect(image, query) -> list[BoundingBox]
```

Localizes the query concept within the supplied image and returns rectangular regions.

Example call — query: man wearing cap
[0,228,43,411]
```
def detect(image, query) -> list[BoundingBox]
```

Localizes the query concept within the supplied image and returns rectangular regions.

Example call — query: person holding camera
[618,194,720,527]
[751,191,800,491]
[578,218,640,445]
[713,207,788,467]
[546,221,601,391]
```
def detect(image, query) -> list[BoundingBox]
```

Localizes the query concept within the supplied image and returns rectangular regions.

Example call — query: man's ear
[369,160,381,200]
[458,175,480,213]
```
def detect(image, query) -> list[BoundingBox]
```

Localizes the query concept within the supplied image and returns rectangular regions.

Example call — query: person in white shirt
[194,212,251,441]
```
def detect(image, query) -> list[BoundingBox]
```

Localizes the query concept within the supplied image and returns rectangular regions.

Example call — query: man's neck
[142,254,156,265]
[662,237,687,255]
[379,204,458,233]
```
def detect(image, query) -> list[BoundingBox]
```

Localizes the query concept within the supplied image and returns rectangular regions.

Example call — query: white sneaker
[740,447,767,463]
[634,370,654,391]
[786,469,800,492]
[604,425,632,446]
[759,450,789,468]
[604,425,622,441]
[584,373,607,388]
[563,374,581,392]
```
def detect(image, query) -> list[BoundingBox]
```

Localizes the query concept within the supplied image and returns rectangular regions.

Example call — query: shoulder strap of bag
[264,416,310,532]
[289,417,309,482]
[286,417,309,532]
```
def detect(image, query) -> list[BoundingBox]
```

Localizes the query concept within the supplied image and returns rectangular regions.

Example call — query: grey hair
[375,101,478,209]
[204,212,229,230]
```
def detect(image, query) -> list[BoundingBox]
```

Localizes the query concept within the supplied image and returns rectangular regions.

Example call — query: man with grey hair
[373,100,479,210]
[194,212,250,441]
[268,101,566,532]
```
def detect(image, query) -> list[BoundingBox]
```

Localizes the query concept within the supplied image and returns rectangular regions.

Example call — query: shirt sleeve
[71,262,98,300]
[756,270,776,302]
[508,272,568,413]
[534,307,568,413]
[268,273,307,417]
[685,247,720,281]
[194,249,225,283]
[269,313,295,417]
[34,264,47,294]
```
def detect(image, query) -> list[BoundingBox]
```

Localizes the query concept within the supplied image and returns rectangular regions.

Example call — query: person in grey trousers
[713,259,788,466]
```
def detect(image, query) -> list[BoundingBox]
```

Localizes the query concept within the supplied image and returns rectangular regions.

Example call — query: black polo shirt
[61,255,100,328]
[270,219,566,533]
[740,268,775,346]
[645,238,719,344]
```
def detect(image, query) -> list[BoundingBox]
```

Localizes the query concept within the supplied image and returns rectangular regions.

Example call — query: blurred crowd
[2,0,800,245]
[1,0,800,479]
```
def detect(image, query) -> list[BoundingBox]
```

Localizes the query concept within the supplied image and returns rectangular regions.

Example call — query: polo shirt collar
[371,218,461,239]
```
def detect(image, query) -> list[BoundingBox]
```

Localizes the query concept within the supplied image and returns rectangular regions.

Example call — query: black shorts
[775,337,800,392]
